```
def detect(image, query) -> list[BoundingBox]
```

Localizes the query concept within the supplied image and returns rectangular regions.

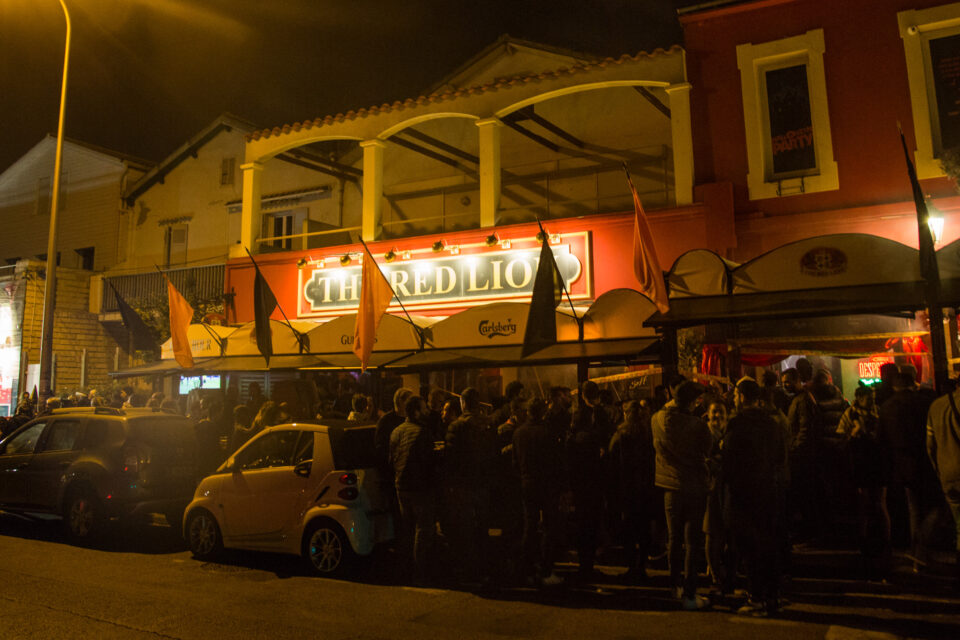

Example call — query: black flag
[899,128,941,284]
[252,259,279,365]
[521,237,565,358]
[109,281,156,351]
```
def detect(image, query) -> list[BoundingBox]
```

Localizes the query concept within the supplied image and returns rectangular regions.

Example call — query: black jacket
[722,406,787,511]
[513,419,565,496]
[389,419,437,492]
[443,411,490,488]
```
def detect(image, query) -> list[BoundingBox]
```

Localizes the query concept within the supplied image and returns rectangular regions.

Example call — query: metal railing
[101,263,225,313]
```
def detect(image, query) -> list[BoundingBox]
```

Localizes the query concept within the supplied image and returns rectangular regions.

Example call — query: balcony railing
[101,263,225,314]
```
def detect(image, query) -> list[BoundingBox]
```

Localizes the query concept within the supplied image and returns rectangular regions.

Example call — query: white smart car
[182,422,393,576]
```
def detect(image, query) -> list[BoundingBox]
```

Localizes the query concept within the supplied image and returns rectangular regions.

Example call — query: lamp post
[38,0,71,402]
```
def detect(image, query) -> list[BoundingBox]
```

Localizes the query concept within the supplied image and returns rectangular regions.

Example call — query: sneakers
[541,573,564,587]
[682,594,711,611]
[737,600,767,617]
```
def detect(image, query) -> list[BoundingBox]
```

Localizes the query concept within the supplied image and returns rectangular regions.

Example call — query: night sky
[0,1,688,174]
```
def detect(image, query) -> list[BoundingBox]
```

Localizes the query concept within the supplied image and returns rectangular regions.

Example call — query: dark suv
[0,407,198,539]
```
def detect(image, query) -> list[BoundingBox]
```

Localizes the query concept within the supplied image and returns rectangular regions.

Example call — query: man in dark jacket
[513,397,566,586]
[724,379,788,617]
[389,394,438,585]
[653,380,712,610]
[880,367,937,562]
[926,383,960,578]
[608,399,656,583]
[442,387,490,584]
[567,380,614,581]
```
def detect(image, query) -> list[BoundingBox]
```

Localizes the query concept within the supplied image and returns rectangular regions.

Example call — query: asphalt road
[1,512,958,640]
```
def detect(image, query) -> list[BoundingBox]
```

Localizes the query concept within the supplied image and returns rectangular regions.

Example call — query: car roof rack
[50,407,124,416]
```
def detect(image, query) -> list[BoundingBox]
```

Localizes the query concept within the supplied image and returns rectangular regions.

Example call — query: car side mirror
[294,459,312,478]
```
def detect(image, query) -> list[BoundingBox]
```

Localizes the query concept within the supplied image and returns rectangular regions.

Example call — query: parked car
[0,407,199,539]
[183,422,393,576]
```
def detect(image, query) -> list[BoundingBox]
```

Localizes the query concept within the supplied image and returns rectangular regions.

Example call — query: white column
[361,139,385,241]
[237,161,263,256]
[665,83,694,206]
[476,118,502,228]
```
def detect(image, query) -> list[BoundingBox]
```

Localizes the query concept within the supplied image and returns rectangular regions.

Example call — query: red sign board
[296,232,592,318]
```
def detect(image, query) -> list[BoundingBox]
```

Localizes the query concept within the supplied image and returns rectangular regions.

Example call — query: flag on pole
[899,127,941,284]
[353,244,396,371]
[625,168,670,314]
[164,275,194,369]
[251,258,279,366]
[108,281,156,351]
[521,235,565,358]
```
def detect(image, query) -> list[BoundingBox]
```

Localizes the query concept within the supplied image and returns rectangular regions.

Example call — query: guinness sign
[298,235,590,317]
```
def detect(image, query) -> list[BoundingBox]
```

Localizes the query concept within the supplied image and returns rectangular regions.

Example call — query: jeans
[520,486,563,578]
[396,490,437,583]
[443,485,483,582]
[663,490,707,599]
[731,503,781,606]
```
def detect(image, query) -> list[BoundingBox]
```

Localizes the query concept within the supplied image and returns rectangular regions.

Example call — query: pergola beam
[401,128,479,164]
[634,86,671,118]
[388,135,478,176]
[276,154,359,183]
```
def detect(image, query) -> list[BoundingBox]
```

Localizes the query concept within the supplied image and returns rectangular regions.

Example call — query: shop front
[647,233,960,396]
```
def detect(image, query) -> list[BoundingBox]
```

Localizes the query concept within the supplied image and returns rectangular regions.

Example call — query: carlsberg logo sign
[302,246,582,313]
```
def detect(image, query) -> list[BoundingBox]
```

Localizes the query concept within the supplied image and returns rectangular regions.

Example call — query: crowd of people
[3,357,959,618]
[368,359,960,618]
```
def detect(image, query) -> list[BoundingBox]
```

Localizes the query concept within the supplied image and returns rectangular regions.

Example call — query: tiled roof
[247,45,684,142]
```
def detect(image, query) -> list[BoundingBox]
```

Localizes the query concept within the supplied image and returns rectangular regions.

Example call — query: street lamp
[38,0,71,401]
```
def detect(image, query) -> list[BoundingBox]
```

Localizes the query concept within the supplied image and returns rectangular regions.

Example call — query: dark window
[328,426,377,470]
[164,225,188,266]
[293,431,314,465]
[765,64,816,177]
[273,214,293,250]
[36,252,61,266]
[75,247,95,270]
[930,33,960,152]
[220,157,236,186]
[2,422,46,455]
[5,258,20,266]
[238,430,299,470]
[80,420,110,450]
[39,420,82,452]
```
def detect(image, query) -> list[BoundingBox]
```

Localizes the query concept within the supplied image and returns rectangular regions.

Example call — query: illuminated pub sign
[298,232,592,317]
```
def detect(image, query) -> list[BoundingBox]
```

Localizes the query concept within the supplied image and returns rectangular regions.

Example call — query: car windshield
[328,426,377,470]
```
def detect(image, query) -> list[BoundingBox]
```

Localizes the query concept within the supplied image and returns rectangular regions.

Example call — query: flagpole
[534,216,582,339]
[244,248,309,353]
[899,124,949,392]
[357,238,426,350]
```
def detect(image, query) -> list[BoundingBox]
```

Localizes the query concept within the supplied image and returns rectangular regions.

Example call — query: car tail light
[338,487,359,501]
[122,447,141,474]
[339,473,357,486]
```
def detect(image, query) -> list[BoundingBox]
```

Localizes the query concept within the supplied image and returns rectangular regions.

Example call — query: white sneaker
[682,594,711,611]
[541,573,563,587]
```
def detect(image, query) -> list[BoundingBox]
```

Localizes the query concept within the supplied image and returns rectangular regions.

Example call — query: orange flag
[626,170,670,314]
[353,244,395,371]
[166,277,195,368]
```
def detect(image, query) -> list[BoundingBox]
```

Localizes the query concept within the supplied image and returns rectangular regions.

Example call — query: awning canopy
[647,233,960,329]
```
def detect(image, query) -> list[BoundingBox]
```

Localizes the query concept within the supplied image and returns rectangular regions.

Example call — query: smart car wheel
[63,488,104,541]
[303,520,353,576]
[186,509,223,560]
